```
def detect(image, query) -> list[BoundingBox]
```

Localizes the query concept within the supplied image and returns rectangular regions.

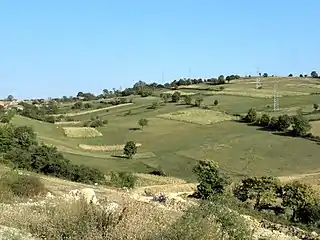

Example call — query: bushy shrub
[277,114,291,131]
[154,198,253,240]
[0,124,105,185]
[149,169,167,176]
[192,160,230,199]
[17,102,56,123]
[0,170,46,201]
[123,141,137,158]
[244,108,257,123]
[110,172,137,188]
[171,92,181,102]
[268,116,278,130]
[83,116,108,128]
[260,113,270,127]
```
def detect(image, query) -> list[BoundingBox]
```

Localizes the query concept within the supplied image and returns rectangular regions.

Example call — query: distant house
[0,100,21,109]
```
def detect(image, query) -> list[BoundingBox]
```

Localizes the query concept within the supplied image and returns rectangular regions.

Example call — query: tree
[225,76,231,83]
[183,95,192,105]
[6,95,14,102]
[260,113,270,127]
[288,74,293,77]
[171,91,181,102]
[299,74,303,78]
[313,103,319,111]
[263,73,268,77]
[138,118,148,129]
[277,114,291,131]
[291,114,311,137]
[233,176,281,210]
[77,92,84,97]
[304,74,308,78]
[218,75,224,81]
[72,101,83,109]
[281,181,316,223]
[194,96,204,107]
[160,93,170,103]
[192,160,229,199]
[123,141,137,159]
[213,99,219,106]
[311,71,318,78]
[244,108,257,123]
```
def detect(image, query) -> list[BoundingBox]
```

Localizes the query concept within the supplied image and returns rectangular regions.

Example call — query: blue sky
[0,1,319,99]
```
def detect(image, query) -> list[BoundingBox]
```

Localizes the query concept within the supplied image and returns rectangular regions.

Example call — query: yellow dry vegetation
[204,89,309,98]
[157,109,237,125]
[63,127,103,138]
[311,121,320,137]
[133,173,187,187]
[54,121,81,125]
[79,143,142,151]
[53,103,133,117]
[163,90,195,96]
[141,183,197,195]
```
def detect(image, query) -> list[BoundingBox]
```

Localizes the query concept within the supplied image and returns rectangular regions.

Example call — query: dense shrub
[83,116,108,128]
[171,91,181,102]
[1,171,46,197]
[17,102,56,123]
[192,160,230,199]
[259,113,270,127]
[244,108,257,123]
[0,124,105,184]
[123,141,137,158]
[155,198,253,240]
[233,176,281,210]
[277,114,291,131]
[0,170,46,202]
[291,114,311,137]
[149,169,167,176]
[110,171,137,188]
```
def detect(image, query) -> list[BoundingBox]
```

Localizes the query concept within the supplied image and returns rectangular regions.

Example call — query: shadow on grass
[128,127,141,131]
[111,155,128,159]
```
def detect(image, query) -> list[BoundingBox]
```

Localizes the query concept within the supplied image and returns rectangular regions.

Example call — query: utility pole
[256,67,262,89]
[273,81,279,111]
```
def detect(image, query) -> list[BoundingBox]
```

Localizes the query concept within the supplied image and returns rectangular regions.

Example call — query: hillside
[10,77,320,180]
[1,76,320,239]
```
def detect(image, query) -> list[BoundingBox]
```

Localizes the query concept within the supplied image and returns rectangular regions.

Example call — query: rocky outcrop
[65,188,98,204]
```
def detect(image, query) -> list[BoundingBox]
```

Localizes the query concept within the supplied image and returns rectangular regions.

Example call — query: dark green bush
[110,172,137,188]
[0,124,105,185]
[149,169,167,176]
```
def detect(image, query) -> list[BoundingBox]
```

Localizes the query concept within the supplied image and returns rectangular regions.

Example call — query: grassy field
[8,77,320,182]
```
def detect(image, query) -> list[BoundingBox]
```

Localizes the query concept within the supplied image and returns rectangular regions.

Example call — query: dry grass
[157,109,237,125]
[310,121,320,137]
[204,89,310,98]
[79,143,142,151]
[138,183,197,195]
[52,103,134,117]
[54,121,81,125]
[163,90,196,96]
[133,173,187,187]
[286,83,320,89]
[0,196,178,240]
[63,127,103,138]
